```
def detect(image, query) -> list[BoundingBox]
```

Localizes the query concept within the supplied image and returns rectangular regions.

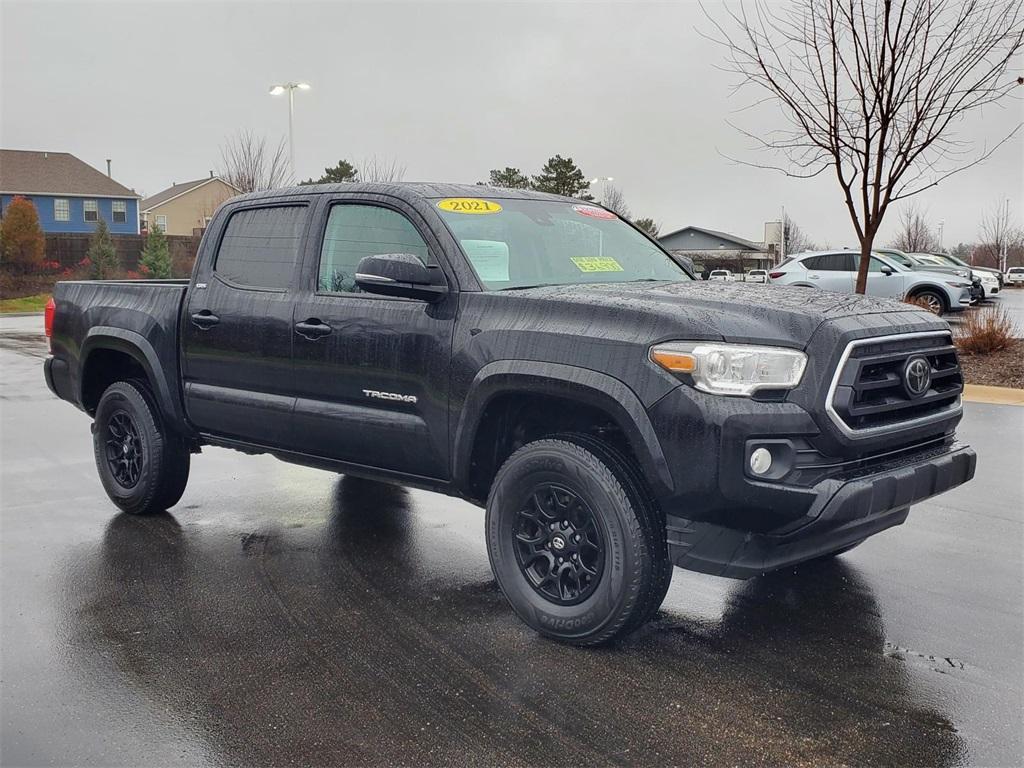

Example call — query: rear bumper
[666,441,976,579]
[44,356,74,402]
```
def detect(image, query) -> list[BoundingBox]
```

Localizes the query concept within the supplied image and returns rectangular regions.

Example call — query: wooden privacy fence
[45,233,201,277]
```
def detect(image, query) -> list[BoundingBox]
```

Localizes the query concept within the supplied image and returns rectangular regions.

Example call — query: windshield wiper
[496,283,556,291]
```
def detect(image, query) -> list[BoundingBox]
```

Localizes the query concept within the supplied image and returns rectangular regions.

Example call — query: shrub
[956,305,1017,355]
[0,196,45,274]
[87,220,120,279]
[139,224,172,278]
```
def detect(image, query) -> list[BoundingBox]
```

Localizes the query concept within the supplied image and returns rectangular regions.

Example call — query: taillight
[44,297,55,338]
[769,271,785,279]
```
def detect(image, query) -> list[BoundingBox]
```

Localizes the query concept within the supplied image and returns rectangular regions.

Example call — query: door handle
[191,310,220,330]
[295,319,333,340]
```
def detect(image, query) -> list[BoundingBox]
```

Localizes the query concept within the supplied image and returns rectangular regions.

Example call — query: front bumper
[666,440,975,579]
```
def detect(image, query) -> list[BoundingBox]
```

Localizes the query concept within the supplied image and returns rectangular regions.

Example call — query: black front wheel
[486,436,667,645]
[93,380,190,515]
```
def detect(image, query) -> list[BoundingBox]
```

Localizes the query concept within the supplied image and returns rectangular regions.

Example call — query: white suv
[1005,267,1024,285]
[769,251,973,316]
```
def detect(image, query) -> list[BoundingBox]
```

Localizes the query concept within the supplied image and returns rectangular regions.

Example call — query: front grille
[827,332,963,435]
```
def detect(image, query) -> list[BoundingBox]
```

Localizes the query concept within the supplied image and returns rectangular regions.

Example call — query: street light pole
[269,81,311,175]
[589,176,613,204]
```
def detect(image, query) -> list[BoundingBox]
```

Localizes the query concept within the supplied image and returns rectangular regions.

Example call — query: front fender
[452,360,674,498]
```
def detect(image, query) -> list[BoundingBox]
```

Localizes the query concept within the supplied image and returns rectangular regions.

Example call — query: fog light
[749,447,773,475]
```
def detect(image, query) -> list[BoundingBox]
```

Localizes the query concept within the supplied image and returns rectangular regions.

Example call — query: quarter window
[84,200,98,222]
[112,200,127,223]
[318,205,431,293]
[54,198,70,221]
[214,206,306,290]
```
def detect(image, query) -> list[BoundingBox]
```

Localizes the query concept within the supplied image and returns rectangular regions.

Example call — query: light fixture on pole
[589,176,614,204]
[269,81,311,175]
[938,219,945,250]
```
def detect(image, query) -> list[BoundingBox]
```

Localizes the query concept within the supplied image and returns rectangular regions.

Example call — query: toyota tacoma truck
[44,183,976,645]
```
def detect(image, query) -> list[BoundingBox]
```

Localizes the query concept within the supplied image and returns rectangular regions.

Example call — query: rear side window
[318,204,432,293]
[804,253,855,271]
[215,206,306,289]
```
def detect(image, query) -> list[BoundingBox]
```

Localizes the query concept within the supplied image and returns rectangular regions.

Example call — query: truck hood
[507,280,943,348]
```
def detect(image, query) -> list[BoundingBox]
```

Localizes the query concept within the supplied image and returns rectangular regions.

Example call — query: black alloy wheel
[104,411,143,488]
[513,484,605,605]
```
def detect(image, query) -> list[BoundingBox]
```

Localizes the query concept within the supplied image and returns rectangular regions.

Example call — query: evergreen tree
[480,167,530,189]
[531,155,591,198]
[87,219,120,279]
[633,217,660,238]
[140,223,172,278]
[301,159,359,185]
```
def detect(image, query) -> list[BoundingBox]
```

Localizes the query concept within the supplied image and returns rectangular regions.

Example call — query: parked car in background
[769,251,973,315]
[1006,267,1024,285]
[920,252,1002,295]
[708,269,732,281]
[745,269,769,283]
[926,252,1004,288]
[875,248,983,303]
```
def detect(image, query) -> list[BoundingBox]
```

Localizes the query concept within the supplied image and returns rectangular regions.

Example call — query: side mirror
[355,253,447,302]
[881,266,894,275]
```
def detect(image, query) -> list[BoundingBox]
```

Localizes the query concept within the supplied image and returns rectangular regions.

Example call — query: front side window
[868,257,890,273]
[54,198,70,221]
[112,200,127,223]
[84,200,98,222]
[434,198,690,290]
[214,206,306,289]
[318,204,431,293]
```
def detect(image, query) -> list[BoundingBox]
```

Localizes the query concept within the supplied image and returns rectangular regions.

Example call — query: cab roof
[232,182,580,205]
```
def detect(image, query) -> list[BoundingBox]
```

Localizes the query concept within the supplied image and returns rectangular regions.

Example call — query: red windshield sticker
[573,205,617,220]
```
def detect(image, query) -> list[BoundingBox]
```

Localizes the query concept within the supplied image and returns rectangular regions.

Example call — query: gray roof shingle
[0,149,138,198]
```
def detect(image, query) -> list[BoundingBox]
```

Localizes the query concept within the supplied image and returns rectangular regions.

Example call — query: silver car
[769,251,973,316]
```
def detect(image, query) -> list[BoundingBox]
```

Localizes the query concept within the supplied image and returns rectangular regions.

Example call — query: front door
[181,202,310,446]
[289,199,456,480]
[864,256,907,299]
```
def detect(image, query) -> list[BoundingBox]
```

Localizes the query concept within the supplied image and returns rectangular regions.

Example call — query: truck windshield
[434,198,690,290]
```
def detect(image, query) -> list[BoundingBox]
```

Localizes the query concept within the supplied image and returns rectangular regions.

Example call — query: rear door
[288,196,457,480]
[181,200,311,445]
[804,253,856,293]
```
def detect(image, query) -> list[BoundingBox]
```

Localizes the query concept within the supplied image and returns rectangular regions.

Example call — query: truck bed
[49,280,190,423]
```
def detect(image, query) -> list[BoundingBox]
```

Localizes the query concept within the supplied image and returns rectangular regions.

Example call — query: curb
[963,384,1024,406]
[0,311,45,318]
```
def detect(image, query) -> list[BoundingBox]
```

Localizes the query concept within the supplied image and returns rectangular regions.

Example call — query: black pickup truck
[44,183,976,644]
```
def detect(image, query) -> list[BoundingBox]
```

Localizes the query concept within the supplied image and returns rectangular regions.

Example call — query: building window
[154,215,168,232]
[84,200,98,222]
[112,200,127,223]
[54,199,70,221]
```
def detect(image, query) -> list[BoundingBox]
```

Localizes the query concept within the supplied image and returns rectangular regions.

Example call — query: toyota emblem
[903,356,931,398]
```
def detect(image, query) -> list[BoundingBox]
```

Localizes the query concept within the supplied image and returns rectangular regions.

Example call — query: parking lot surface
[2,314,1022,767]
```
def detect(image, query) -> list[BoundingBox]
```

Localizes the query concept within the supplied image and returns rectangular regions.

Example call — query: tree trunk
[854,235,874,294]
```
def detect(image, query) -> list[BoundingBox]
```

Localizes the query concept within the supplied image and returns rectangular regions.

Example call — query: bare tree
[892,203,940,252]
[707,0,1023,293]
[976,198,1022,270]
[218,131,293,193]
[783,213,816,254]
[358,156,407,182]
[601,185,631,218]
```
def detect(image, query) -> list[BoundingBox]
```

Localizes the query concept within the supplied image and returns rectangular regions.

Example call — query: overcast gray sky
[2,0,1021,246]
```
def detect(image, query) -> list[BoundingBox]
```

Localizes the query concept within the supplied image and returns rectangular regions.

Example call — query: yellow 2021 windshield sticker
[571,256,624,273]
[437,198,503,214]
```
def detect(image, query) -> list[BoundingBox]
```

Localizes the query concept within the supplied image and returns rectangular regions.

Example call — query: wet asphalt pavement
[1,314,1022,767]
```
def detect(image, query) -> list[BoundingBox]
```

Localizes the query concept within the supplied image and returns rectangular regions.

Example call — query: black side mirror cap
[355,253,448,302]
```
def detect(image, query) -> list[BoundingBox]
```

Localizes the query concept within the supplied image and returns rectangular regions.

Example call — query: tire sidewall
[93,383,162,513]
[486,443,640,641]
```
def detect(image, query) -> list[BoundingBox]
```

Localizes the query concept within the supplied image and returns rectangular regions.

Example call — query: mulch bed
[957,338,1024,389]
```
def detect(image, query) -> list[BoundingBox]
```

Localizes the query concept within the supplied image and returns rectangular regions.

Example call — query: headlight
[649,342,807,396]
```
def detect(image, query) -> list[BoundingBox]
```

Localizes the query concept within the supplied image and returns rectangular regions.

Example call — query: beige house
[141,174,239,236]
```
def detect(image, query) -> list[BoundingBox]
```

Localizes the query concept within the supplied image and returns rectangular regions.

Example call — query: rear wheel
[485,436,666,645]
[93,380,190,515]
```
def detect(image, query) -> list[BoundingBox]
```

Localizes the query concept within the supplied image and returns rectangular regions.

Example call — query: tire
[909,288,947,316]
[93,380,190,515]
[485,436,665,646]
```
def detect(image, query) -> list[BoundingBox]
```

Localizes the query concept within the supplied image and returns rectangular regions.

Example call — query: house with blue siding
[0,149,140,234]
